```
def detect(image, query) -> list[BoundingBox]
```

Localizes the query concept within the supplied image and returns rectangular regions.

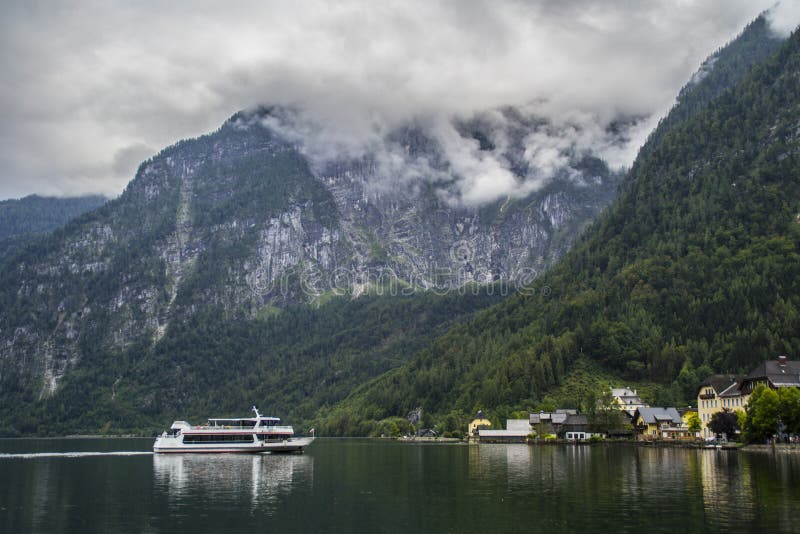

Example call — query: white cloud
[767,1,800,37]
[0,0,782,201]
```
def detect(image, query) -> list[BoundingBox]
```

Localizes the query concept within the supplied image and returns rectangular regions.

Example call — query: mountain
[322,18,800,434]
[0,194,108,264]
[0,106,620,435]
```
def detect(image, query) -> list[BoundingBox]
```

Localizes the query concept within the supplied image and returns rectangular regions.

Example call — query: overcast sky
[0,1,798,201]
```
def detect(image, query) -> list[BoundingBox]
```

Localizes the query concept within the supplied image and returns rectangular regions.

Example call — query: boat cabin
[205,417,281,429]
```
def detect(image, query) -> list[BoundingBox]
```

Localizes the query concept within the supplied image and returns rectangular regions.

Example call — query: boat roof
[208,417,280,422]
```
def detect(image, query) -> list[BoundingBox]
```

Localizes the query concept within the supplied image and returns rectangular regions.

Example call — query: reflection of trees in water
[153,454,314,511]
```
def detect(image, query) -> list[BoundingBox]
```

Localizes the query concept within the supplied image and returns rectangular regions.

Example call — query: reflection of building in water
[469,443,532,475]
[618,448,695,504]
[699,451,755,526]
[470,444,590,490]
[153,453,313,510]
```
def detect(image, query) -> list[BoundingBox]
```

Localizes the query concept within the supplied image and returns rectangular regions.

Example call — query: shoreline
[3,434,799,454]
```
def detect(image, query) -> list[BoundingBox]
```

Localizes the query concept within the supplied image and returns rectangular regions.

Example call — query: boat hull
[153,437,314,454]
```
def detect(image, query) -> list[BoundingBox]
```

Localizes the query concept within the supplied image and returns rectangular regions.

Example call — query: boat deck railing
[191,424,295,432]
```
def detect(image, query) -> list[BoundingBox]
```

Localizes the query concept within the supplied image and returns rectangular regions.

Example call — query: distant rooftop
[634,407,682,425]
[743,357,800,388]
[697,374,742,397]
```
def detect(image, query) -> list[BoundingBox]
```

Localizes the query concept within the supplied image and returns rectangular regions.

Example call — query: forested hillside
[0,194,107,263]
[322,23,800,435]
[643,16,782,158]
[1,287,503,435]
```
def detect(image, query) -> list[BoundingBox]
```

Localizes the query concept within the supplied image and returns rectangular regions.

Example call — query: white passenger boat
[153,407,314,454]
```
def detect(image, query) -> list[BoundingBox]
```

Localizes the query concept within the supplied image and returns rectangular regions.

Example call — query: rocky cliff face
[0,109,618,402]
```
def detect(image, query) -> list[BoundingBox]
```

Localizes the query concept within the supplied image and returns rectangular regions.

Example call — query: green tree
[743,385,781,443]
[737,410,748,433]
[589,389,625,435]
[686,411,702,435]
[778,387,800,435]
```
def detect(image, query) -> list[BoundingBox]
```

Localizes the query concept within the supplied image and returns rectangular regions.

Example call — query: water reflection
[153,453,314,512]
[700,451,755,527]
[4,440,800,532]
[464,444,800,531]
[700,451,800,531]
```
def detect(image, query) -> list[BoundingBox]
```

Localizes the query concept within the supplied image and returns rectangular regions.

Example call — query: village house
[632,407,688,440]
[679,407,699,437]
[559,414,591,441]
[739,355,800,394]
[696,374,745,439]
[478,419,531,443]
[467,411,492,440]
[610,387,648,416]
[696,356,800,439]
[529,410,575,436]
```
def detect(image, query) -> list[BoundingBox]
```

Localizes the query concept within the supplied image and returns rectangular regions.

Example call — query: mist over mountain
[2,1,795,199]
[256,104,639,208]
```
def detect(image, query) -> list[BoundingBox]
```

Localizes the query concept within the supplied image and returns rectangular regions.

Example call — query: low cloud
[0,0,788,201]
[257,105,643,206]
[766,1,800,37]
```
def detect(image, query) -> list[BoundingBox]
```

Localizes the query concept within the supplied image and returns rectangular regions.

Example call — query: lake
[1,438,799,533]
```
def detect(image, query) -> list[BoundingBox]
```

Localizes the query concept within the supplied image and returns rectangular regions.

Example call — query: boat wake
[0,451,153,459]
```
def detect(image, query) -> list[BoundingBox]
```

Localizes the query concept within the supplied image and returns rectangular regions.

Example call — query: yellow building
[681,408,697,425]
[681,408,700,437]
[696,358,800,439]
[696,375,746,439]
[632,407,687,439]
[467,411,492,439]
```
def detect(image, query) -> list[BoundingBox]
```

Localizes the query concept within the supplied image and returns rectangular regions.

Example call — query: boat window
[182,434,255,443]
[257,434,291,441]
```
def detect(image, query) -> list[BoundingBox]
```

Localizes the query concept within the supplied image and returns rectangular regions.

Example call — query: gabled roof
[529,412,569,425]
[719,378,745,397]
[550,413,568,424]
[696,374,741,397]
[633,407,682,425]
[611,388,644,402]
[506,419,531,432]
[564,414,588,426]
[743,359,800,388]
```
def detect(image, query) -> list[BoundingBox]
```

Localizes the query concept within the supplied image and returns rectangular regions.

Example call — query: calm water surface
[1,438,798,533]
